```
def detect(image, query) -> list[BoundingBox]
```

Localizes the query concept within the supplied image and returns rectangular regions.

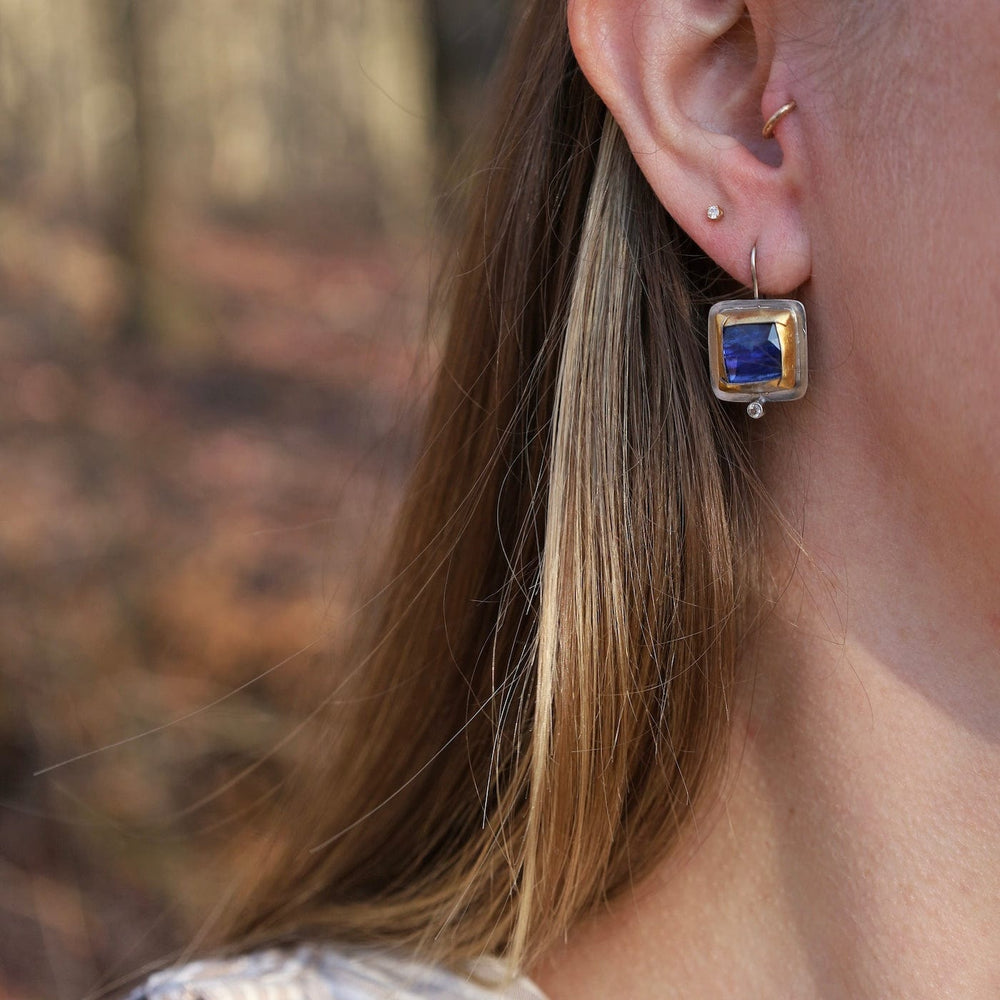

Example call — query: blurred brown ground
[0,2,511,997]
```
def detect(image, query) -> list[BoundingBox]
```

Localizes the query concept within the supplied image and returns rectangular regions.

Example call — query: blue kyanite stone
[722,322,782,384]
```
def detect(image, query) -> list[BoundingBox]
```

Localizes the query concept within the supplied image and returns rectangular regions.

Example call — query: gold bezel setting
[708,298,808,407]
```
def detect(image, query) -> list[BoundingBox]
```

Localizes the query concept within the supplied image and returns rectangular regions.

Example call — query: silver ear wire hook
[750,243,759,299]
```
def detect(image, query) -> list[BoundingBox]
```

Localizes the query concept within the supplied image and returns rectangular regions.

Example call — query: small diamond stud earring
[706,204,724,221]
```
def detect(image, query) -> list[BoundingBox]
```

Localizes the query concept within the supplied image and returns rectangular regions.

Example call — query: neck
[532,402,1000,1000]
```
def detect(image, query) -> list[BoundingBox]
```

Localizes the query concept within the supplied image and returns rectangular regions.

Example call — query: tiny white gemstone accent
[747,399,765,419]
[707,204,723,221]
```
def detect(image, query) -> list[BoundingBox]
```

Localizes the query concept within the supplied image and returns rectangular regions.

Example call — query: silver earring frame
[707,245,808,419]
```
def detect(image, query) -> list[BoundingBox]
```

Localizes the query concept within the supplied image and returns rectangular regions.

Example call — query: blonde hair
[212,0,760,975]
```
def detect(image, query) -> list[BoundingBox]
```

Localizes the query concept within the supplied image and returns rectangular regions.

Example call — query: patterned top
[127,943,550,1000]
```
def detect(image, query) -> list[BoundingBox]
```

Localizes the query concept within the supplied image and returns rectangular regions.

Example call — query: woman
[131,0,1000,996]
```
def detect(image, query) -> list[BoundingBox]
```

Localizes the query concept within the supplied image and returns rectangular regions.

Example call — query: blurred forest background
[0,2,513,997]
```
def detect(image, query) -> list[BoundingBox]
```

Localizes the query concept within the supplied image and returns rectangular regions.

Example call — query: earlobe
[567,0,811,294]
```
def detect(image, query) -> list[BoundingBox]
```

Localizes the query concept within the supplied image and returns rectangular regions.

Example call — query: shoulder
[126,942,549,1000]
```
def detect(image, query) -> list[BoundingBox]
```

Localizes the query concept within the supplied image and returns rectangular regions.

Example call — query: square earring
[707,245,807,419]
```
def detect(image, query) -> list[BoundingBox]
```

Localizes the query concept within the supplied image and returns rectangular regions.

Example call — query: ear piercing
[708,100,797,224]
[762,99,797,139]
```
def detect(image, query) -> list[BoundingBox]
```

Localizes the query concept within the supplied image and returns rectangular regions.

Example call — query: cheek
[799,1,1000,535]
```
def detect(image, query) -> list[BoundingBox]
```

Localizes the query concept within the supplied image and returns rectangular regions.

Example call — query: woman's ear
[567,0,811,293]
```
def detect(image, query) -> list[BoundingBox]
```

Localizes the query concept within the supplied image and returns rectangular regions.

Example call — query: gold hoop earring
[707,244,808,419]
[762,99,797,139]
